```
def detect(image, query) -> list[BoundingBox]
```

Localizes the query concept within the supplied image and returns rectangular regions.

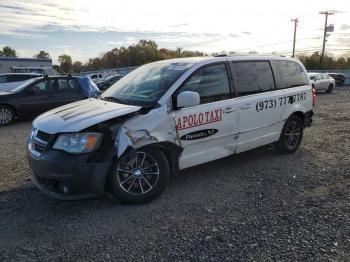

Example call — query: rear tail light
[312,87,316,106]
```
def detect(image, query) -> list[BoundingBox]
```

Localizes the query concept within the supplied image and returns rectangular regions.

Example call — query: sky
[0,0,350,64]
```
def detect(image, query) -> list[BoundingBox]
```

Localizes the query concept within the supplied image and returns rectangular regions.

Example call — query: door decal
[176,109,222,130]
[180,129,218,140]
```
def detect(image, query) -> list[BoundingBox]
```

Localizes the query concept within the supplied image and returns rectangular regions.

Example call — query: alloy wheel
[0,108,13,124]
[284,120,301,149]
[116,151,160,195]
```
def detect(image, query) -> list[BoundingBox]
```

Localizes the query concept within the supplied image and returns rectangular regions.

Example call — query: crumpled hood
[33,98,141,134]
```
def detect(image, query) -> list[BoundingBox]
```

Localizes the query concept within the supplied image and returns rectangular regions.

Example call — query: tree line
[1,41,350,73]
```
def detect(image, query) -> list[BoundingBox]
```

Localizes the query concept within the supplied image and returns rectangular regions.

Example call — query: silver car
[308,73,335,93]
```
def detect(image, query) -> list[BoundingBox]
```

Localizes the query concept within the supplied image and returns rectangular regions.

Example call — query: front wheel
[0,105,15,126]
[274,115,304,154]
[107,147,170,204]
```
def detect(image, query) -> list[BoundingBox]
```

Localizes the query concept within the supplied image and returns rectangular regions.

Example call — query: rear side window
[178,64,231,104]
[274,61,308,89]
[230,61,275,96]
[57,79,79,91]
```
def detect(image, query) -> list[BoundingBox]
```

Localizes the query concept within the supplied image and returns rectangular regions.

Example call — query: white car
[28,56,314,204]
[88,73,106,84]
[0,73,41,91]
[308,73,335,93]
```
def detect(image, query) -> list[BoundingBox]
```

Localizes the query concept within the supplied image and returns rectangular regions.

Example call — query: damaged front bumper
[28,133,113,200]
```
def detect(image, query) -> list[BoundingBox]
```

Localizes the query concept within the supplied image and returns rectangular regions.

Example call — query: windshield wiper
[101,96,131,105]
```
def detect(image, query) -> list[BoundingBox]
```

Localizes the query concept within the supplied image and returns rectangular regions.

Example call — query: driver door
[173,63,239,169]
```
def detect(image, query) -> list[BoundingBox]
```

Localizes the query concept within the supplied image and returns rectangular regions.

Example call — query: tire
[107,147,170,204]
[327,84,334,93]
[0,105,15,126]
[274,115,304,154]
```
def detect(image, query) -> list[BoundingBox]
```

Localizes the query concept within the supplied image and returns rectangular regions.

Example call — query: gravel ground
[0,88,349,261]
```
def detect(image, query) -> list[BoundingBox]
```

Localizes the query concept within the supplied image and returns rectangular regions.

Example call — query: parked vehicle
[308,73,335,93]
[0,75,99,125]
[97,74,123,90]
[28,56,314,203]
[88,73,106,84]
[0,73,41,91]
[326,73,346,86]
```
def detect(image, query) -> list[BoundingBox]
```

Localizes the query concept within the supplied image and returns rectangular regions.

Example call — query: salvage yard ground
[0,87,350,261]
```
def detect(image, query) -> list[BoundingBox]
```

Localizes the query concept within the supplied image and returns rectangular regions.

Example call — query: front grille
[31,129,52,155]
[36,130,51,143]
[33,142,46,153]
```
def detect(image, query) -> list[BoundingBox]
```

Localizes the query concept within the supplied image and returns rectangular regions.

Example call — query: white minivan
[28,56,314,203]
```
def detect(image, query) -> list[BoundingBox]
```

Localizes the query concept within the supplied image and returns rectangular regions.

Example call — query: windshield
[11,78,39,93]
[101,61,194,106]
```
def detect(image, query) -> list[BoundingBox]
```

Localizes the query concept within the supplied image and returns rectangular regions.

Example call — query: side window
[315,74,321,80]
[31,80,52,94]
[0,75,7,83]
[274,60,309,89]
[57,79,79,92]
[177,64,231,105]
[231,61,275,96]
[7,75,20,82]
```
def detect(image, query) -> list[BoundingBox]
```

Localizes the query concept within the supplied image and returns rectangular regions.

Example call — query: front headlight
[53,133,103,154]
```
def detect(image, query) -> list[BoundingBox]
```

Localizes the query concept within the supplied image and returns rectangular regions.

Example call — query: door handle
[223,106,236,113]
[240,104,251,110]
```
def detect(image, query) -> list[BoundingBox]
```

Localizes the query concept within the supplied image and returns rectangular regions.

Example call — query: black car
[0,75,100,125]
[97,74,123,90]
[327,73,346,86]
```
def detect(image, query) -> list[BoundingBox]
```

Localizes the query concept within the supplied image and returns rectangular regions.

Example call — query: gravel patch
[0,88,349,261]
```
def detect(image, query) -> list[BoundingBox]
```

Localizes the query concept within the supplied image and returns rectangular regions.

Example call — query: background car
[0,73,41,91]
[0,75,100,125]
[326,73,346,86]
[88,73,106,84]
[308,73,335,93]
[97,74,123,90]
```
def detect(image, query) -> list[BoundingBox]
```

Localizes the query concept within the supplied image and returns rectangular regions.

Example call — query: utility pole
[291,18,299,58]
[319,10,335,68]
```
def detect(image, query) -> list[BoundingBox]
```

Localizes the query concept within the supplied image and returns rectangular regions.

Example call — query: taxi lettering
[176,109,222,130]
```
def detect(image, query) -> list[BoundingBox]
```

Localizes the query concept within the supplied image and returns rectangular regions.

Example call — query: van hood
[33,98,141,134]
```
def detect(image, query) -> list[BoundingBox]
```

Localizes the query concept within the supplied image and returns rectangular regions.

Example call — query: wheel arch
[139,142,183,175]
[0,103,17,116]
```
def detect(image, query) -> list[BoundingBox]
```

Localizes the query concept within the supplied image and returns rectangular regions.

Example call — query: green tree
[0,46,17,57]
[72,61,84,73]
[34,51,50,59]
[53,65,63,74]
[58,54,73,73]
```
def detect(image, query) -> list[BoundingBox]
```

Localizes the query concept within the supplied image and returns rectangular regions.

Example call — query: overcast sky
[0,0,349,63]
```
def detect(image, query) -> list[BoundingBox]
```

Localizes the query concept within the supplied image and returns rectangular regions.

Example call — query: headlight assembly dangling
[53,133,103,154]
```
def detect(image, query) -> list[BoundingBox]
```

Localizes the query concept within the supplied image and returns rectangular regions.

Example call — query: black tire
[327,84,333,93]
[0,105,15,126]
[274,115,304,154]
[107,147,170,204]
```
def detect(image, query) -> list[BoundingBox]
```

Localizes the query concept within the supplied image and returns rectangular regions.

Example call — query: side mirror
[177,91,200,108]
[26,86,35,95]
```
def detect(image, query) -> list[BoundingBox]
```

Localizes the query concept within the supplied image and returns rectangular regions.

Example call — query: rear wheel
[327,84,334,93]
[0,105,15,126]
[274,115,304,154]
[108,147,170,204]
